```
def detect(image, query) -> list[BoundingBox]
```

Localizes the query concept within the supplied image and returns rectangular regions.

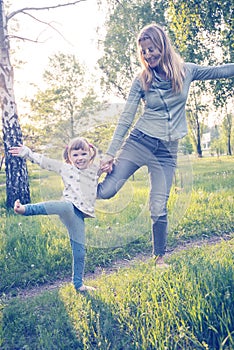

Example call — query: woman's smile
[140,38,162,68]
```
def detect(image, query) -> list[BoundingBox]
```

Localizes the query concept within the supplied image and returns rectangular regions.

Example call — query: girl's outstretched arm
[9,144,31,158]
[9,144,63,174]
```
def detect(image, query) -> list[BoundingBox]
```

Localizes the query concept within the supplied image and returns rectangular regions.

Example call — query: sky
[7,0,107,111]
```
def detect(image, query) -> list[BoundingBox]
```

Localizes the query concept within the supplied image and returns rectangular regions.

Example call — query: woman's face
[140,38,162,69]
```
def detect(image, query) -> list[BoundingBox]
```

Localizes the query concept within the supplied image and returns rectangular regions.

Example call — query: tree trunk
[0,1,30,208]
[227,134,232,156]
[196,114,202,158]
[193,92,203,158]
[226,111,232,156]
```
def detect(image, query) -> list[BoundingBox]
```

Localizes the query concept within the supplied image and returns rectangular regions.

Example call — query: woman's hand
[100,154,114,174]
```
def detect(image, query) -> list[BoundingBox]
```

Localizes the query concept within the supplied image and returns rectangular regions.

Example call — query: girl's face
[140,38,162,69]
[70,148,91,169]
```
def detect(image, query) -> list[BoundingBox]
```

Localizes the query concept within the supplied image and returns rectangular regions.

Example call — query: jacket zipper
[157,88,172,141]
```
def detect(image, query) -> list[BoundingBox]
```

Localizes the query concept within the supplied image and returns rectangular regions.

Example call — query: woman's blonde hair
[63,137,97,164]
[137,23,185,93]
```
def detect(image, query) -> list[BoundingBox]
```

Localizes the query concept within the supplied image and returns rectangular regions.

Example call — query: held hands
[100,154,114,174]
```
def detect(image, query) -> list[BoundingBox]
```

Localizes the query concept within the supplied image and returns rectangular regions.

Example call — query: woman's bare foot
[154,255,169,267]
[77,285,96,292]
[14,199,26,215]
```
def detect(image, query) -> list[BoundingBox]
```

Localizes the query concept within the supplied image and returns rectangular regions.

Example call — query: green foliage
[100,1,233,157]
[25,52,103,147]
[168,0,232,61]
[83,122,117,154]
[167,0,233,157]
[179,135,194,154]
[98,0,167,98]
[1,240,233,349]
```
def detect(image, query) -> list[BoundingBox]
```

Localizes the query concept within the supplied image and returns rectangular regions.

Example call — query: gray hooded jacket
[107,63,234,157]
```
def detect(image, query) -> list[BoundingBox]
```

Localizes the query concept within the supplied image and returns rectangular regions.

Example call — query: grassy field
[0,155,233,349]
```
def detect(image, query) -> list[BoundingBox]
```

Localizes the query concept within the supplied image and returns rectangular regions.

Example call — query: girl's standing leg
[45,202,86,290]
[69,239,85,290]
[59,205,86,290]
[20,200,86,290]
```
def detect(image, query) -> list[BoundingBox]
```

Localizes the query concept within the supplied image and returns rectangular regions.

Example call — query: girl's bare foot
[14,199,26,215]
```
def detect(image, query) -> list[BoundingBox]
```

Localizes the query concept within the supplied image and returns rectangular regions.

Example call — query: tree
[0,0,87,208]
[167,0,215,157]
[212,80,233,155]
[186,84,211,157]
[178,135,193,155]
[0,1,30,208]
[27,52,105,148]
[210,124,226,157]
[98,0,167,99]
[221,112,233,156]
[167,0,233,156]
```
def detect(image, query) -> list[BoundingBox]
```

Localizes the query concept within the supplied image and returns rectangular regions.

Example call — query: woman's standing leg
[148,140,178,258]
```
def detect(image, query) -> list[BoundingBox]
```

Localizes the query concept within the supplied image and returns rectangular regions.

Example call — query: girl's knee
[70,240,85,253]
[62,201,75,215]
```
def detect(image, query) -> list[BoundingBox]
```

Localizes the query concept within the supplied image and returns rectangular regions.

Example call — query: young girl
[9,137,101,292]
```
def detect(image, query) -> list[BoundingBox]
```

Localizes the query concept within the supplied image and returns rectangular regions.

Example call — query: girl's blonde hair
[63,137,97,164]
[137,23,185,93]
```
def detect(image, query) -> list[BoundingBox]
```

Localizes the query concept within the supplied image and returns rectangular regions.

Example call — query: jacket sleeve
[19,145,63,173]
[190,63,234,81]
[106,77,143,157]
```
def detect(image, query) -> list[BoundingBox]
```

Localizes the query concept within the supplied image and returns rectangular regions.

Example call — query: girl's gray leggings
[24,200,85,290]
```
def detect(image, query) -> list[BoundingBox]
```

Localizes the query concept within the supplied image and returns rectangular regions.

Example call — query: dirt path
[6,234,233,300]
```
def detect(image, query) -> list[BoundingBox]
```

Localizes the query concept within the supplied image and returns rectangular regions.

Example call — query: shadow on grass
[1,290,81,350]
[1,285,133,350]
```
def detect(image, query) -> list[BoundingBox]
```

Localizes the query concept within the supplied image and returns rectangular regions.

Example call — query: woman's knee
[150,202,167,221]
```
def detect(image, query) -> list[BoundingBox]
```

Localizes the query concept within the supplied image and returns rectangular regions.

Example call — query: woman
[97,23,234,264]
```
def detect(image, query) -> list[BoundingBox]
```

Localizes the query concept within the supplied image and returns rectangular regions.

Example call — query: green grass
[0,156,233,294]
[1,240,233,349]
[0,155,234,348]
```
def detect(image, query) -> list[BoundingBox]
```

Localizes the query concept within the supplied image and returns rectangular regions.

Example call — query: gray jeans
[24,200,85,289]
[97,129,178,255]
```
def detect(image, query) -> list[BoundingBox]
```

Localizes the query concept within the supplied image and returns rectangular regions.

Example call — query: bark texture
[0,1,30,208]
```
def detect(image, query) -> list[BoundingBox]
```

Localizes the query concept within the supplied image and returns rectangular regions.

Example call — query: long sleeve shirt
[19,146,99,218]
[107,63,234,157]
